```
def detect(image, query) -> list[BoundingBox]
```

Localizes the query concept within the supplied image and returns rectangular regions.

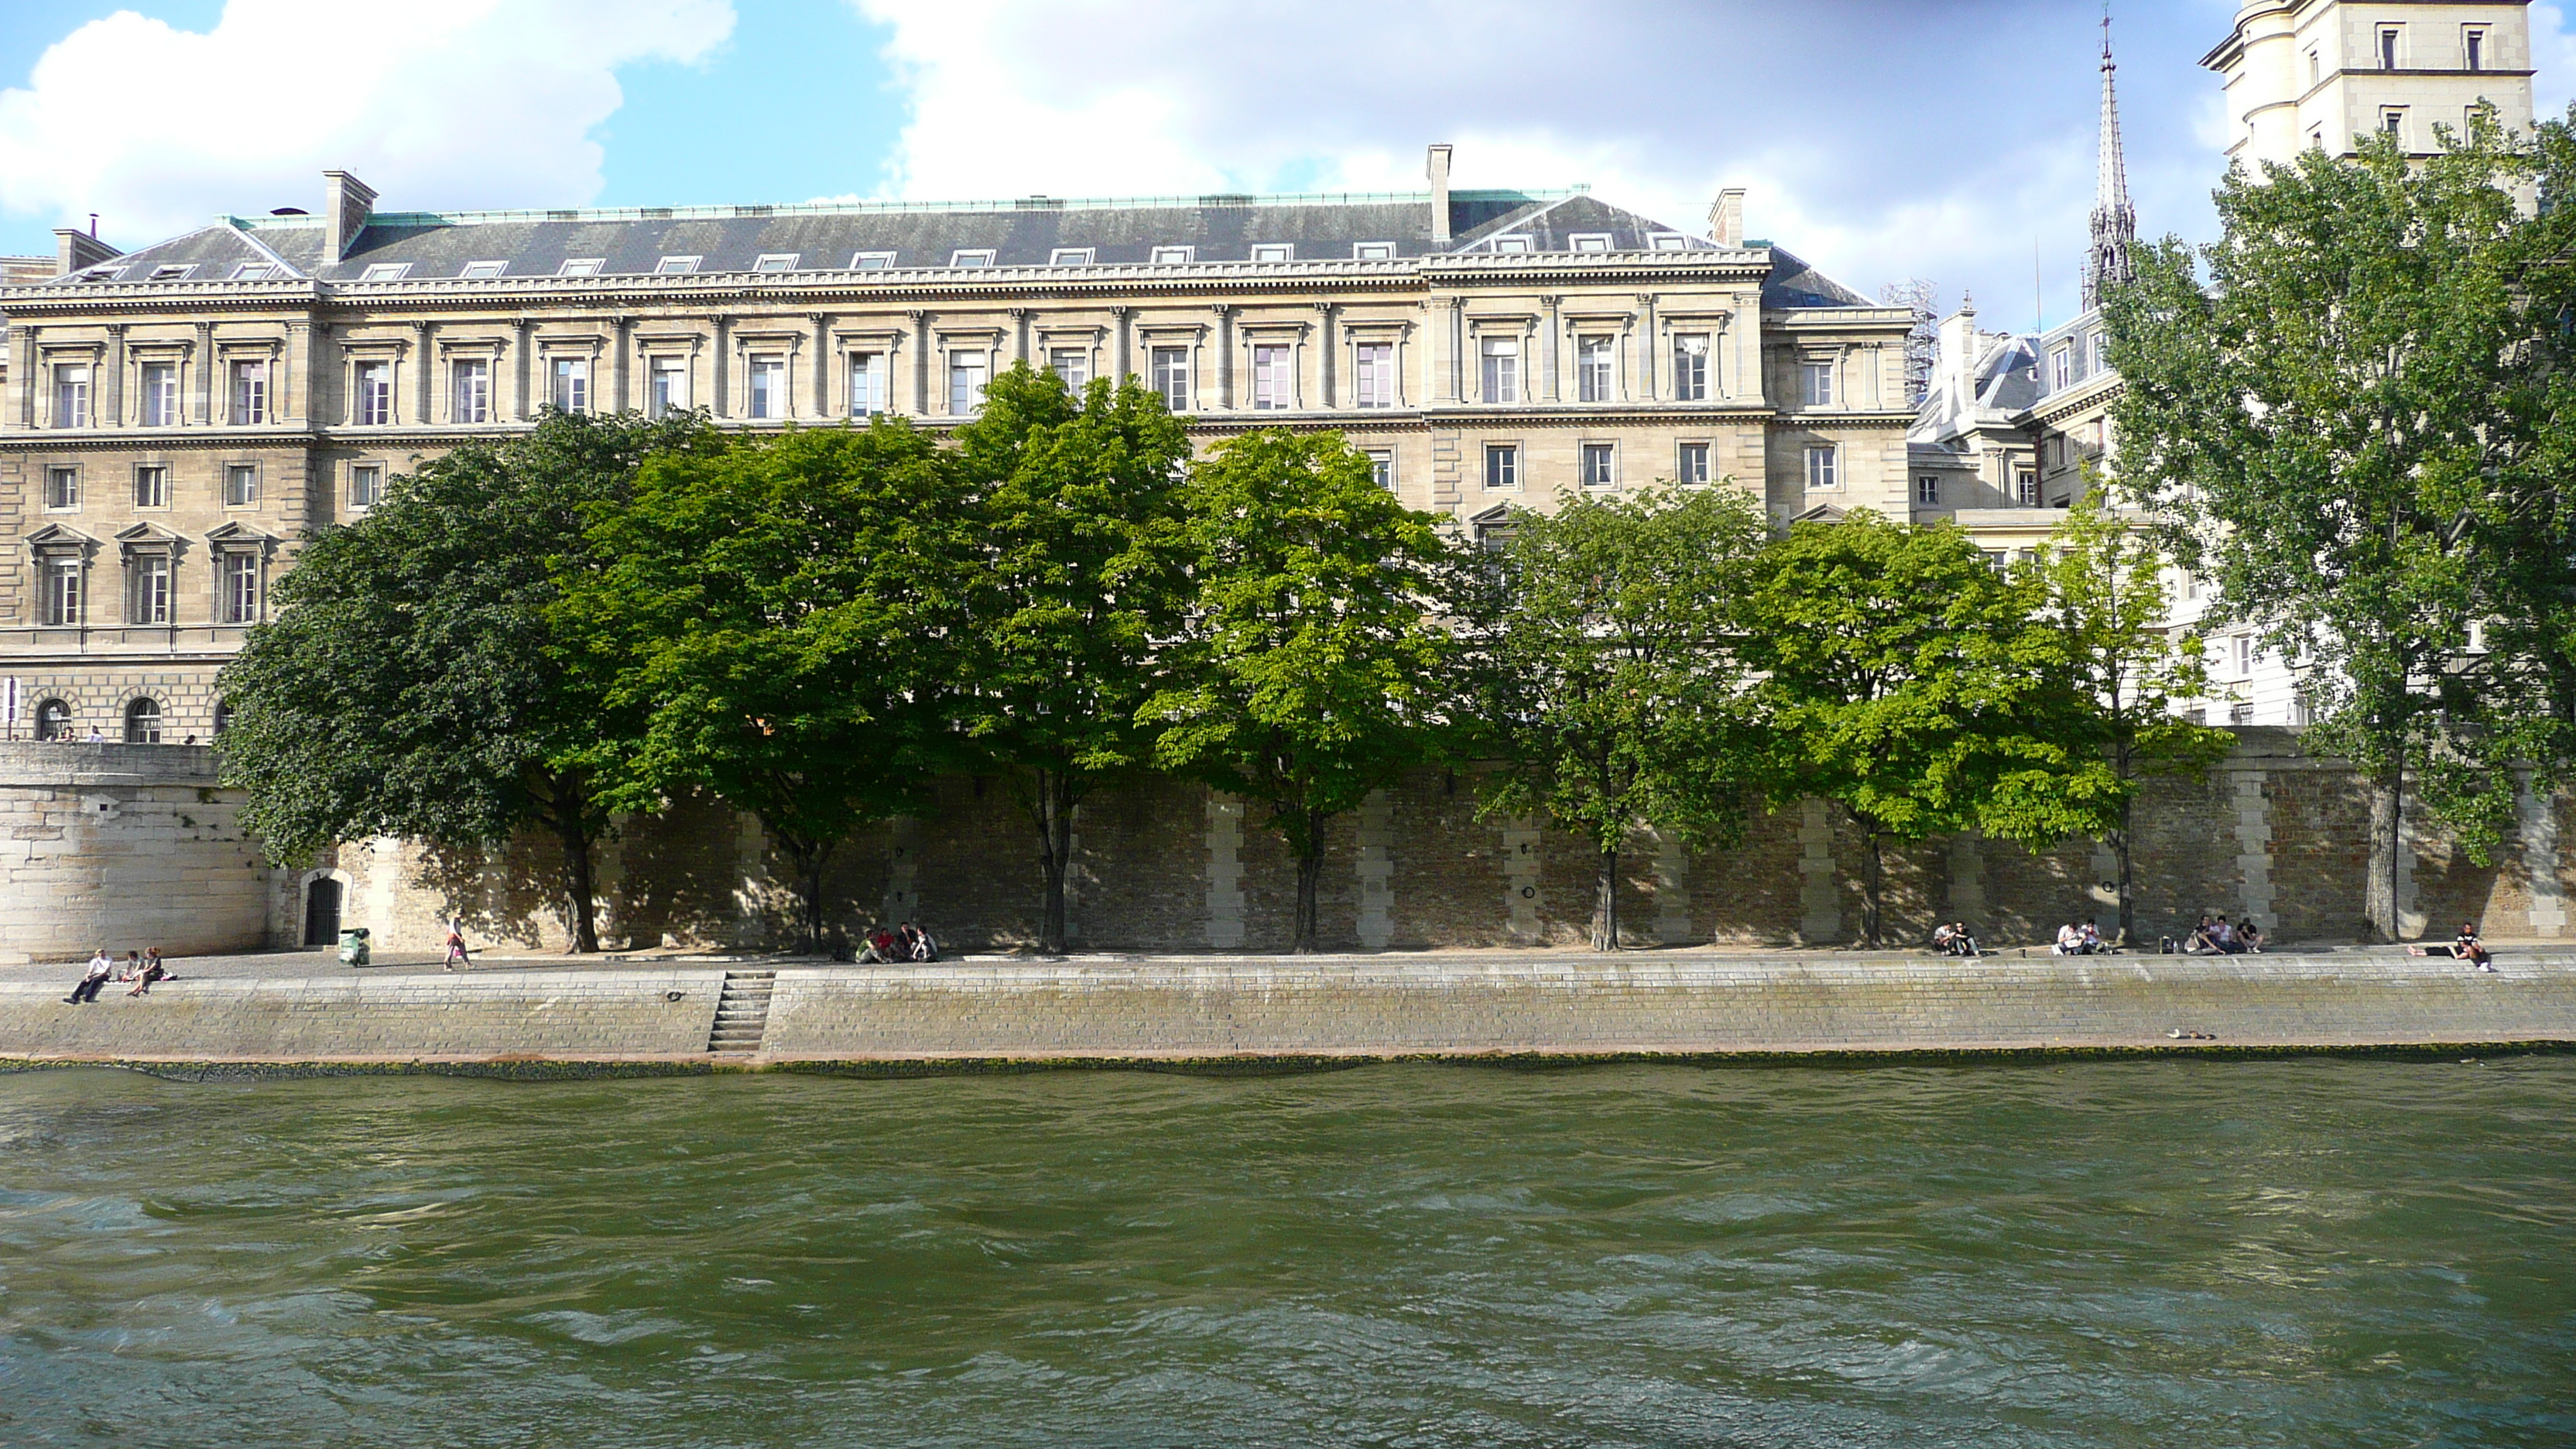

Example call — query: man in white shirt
[67,948,113,1004]
[2054,922,2083,956]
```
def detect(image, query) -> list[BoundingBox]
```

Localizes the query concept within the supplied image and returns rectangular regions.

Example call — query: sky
[1,0,2571,332]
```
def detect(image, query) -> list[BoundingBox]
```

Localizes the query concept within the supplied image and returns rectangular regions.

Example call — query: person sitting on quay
[2235,920,2266,954]
[2455,922,2496,972]
[126,954,168,997]
[64,948,113,1005]
[858,925,902,964]
[1932,921,1979,957]
[2184,916,2224,954]
[899,921,940,962]
[2054,921,2086,956]
[2081,919,2105,954]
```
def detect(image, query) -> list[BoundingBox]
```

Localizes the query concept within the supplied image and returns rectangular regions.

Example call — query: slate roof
[33,186,1878,312]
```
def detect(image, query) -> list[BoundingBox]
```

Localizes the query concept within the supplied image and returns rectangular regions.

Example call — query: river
[2,1058,2571,1447]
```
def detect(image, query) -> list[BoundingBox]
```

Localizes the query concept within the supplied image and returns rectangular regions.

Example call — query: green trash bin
[337,927,371,967]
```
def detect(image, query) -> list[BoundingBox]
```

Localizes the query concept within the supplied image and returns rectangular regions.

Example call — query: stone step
[706,970,777,1054]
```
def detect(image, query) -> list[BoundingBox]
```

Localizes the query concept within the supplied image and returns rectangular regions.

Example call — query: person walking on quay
[444,919,471,971]
[65,949,113,1004]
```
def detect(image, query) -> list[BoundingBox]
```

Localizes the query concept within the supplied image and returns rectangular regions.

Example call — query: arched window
[123,697,162,745]
[213,699,235,737]
[33,699,70,741]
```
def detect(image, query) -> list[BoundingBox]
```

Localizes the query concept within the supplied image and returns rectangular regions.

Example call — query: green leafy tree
[562,422,971,951]
[951,364,1194,955]
[1739,511,2122,947]
[219,409,719,951]
[1464,486,1769,951]
[1143,430,1461,953]
[2030,498,2238,944]
[2105,120,2532,938]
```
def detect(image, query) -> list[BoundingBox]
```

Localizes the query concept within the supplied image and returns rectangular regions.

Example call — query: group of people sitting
[2180,914,2264,955]
[1930,921,1981,957]
[63,947,170,1002]
[857,921,940,964]
[2411,922,2496,972]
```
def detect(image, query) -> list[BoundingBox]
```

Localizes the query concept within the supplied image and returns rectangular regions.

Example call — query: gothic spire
[2082,7,2136,313]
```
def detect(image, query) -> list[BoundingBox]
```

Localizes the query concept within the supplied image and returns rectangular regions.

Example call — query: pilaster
[1355,788,1393,950]
[1798,799,1841,944]
[1205,792,1246,949]
[1504,817,1542,943]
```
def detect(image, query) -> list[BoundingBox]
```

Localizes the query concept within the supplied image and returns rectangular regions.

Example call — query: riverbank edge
[6,1038,2572,1082]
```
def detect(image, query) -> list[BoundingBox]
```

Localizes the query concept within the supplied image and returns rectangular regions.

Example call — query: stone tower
[2203,0,2537,169]
[2082,12,2136,313]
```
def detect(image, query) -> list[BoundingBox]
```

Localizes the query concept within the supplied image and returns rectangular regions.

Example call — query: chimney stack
[1708,188,1745,248]
[324,170,378,263]
[1427,144,1454,246]
[53,228,118,278]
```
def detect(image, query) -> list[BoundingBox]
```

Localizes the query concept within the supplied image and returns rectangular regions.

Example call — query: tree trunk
[1862,831,1886,949]
[2112,823,2136,950]
[1031,766,1076,957]
[779,837,834,954]
[555,810,599,954]
[1594,846,1619,953]
[2366,757,2406,943]
[1293,847,1324,954]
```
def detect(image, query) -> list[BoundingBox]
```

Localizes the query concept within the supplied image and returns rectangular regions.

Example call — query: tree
[218,409,719,951]
[1142,430,1461,953]
[1738,511,2122,947]
[2105,121,2531,939]
[1463,486,1769,951]
[951,364,1194,955]
[560,422,971,951]
[2029,498,2237,944]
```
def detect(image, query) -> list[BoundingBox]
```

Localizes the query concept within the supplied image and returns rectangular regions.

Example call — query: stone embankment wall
[3,729,2571,962]
[2,954,2571,1064]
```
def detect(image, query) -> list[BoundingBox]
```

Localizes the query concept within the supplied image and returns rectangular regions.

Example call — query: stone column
[711,315,731,419]
[410,321,433,424]
[1504,817,1543,942]
[1798,800,1841,944]
[1540,296,1561,402]
[810,313,831,416]
[1111,306,1131,382]
[1010,307,1029,368]
[196,321,217,425]
[2233,769,2275,932]
[1316,303,1336,410]
[1637,293,1659,400]
[909,311,930,414]
[1355,788,1393,950]
[1213,305,1234,409]
[1652,828,1691,945]
[1206,792,1247,949]
[104,324,126,427]
[611,315,632,413]
[10,325,33,426]
[507,318,529,422]
[2520,776,2567,937]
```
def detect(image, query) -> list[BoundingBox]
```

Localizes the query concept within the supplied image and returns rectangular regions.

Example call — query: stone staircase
[707,971,775,1055]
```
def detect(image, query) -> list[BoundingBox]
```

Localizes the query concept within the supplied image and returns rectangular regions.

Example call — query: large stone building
[2207,0,2538,167]
[0,149,1914,746]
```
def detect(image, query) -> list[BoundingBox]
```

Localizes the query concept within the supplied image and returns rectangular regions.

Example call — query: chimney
[53,228,118,278]
[324,170,378,263]
[1708,188,1745,248]
[1937,294,1982,404]
[1427,144,1454,247]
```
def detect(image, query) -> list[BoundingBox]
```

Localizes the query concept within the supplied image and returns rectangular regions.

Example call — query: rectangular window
[948,249,995,269]
[221,554,259,625]
[1355,342,1394,407]
[948,350,988,414]
[752,254,798,272]
[2380,26,2400,70]
[1479,337,1519,404]
[2235,635,2256,677]
[355,360,393,424]
[134,464,169,509]
[1485,444,1519,490]
[550,357,589,415]
[747,356,786,420]
[2015,469,2040,506]
[2052,345,2073,391]
[1365,449,1395,490]
[1569,234,1613,252]
[655,255,700,275]
[450,359,490,423]
[1677,442,1710,485]
[849,353,885,416]
[359,262,410,281]
[1491,235,1531,253]
[1801,361,1834,407]
[1580,443,1615,489]
[1152,346,1190,411]
[1673,334,1710,401]
[648,357,689,419]
[230,262,276,280]
[2382,107,2407,142]
[851,252,896,270]
[149,264,192,280]
[224,464,259,506]
[558,258,604,277]
[42,558,80,626]
[45,466,78,510]
[349,463,384,509]
[52,364,91,428]
[2465,27,2486,71]
[1805,445,1838,490]
[1048,248,1094,265]
[1250,244,1293,262]
[1649,233,1690,251]
[2308,47,2322,84]
[1354,242,1395,260]
[141,362,179,426]
[1252,344,1293,409]
[1917,474,1941,505]
[1049,348,1091,391]
[230,359,268,424]
[128,555,170,625]
[1149,246,1194,265]
[460,260,507,279]
[1577,337,1614,402]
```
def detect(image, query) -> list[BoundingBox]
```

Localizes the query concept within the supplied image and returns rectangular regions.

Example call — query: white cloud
[2536,4,2576,120]
[846,0,2218,324]
[0,0,734,248]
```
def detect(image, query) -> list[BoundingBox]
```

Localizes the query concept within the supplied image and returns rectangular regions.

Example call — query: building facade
[0,150,1912,744]
[2206,0,2538,167]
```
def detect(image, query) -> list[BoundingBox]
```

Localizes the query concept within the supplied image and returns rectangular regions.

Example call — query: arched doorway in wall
[124,697,162,744]
[33,698,70,741]
[303,878,344,947]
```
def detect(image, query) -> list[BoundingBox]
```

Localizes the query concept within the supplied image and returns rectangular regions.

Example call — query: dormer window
[1648,233,1689,251]
[950,249,996,268]
[1568,234,1614,252]
[148,264,193,280]
[1049,247,1094,265]
[1149,246,1194,265]
[1250,243,1293,262]
[851,251,896,269]
[75,265,122,282]
[459,260,507,278]
[359,262,410,281]
[558,258,604,276]
[229,262,276,280]
[1353,242,1395,260]
[1491,235,1531,253]
[753,253,799,272]
[655,255,701,274]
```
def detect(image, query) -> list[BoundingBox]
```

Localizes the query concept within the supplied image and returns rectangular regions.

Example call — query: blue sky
[2,0,2568,332]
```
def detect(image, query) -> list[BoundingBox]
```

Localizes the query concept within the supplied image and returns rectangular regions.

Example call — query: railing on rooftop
[225,187,1588,231]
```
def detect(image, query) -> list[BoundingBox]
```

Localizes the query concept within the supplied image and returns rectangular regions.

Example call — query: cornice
[0,428,322,451]
[2016,373,2126,430]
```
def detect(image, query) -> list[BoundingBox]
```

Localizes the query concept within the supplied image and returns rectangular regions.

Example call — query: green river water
[1,1058,2571,1447]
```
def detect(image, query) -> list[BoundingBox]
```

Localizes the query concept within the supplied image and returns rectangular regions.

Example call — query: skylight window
[229,262,278,280]
[459,260,508,278]
[557,258,604,277]
[149,264,194,280]
[76,265,122,282]
[1568,234,1614,252]
[1490,235,1532,253]
[1250,243,1293,262]
[1049,247,1095,265]
[359,262,412,281]
[1149,246,1194,265]
[655,255,701,275]
[1648,233,1689,251]
[753,253,800,272]
[950,249,996,268]
[1353,242,1395,260]
[851,251,896,269]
